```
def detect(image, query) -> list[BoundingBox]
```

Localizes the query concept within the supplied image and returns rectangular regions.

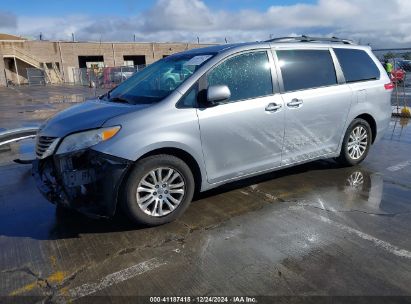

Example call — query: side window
[334,48,380,83]
[177,84,198,108]
[276,49,337,92]
[207,51,273,103]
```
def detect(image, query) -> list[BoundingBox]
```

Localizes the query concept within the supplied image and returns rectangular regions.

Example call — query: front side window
[105,53,215,105]
[334,48,380,83]
[207,51,273,103]
[177,84,198,108]
[276,49,337,92]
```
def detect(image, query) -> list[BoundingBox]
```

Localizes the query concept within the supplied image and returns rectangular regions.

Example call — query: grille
[36,136,58,158]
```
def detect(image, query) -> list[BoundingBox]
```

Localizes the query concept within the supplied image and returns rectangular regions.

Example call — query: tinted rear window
[334,48,380,83]
[276,49,337,92]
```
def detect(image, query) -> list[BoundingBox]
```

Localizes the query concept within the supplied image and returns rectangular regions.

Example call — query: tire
[121,154,195,226]
[337,118,372,166]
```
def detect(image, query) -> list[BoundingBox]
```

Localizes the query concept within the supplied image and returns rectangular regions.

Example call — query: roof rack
[265,35,355,45]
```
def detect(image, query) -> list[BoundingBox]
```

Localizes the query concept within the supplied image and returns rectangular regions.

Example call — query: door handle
[265,103,282,112]
[287,98,303,108]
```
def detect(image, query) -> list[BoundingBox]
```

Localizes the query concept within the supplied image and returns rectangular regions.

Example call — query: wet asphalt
[0,85,104,130]
[0,86,411,303]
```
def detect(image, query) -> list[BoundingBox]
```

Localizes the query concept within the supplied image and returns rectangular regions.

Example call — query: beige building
[0,33,213,86]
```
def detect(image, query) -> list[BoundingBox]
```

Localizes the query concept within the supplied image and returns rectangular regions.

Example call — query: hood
[40,99,150,137]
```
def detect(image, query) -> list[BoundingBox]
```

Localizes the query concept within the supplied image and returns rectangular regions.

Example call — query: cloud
[141,0,214,31]
[8,0,411,47]
[15,15,91,40]
[0,10,17,29]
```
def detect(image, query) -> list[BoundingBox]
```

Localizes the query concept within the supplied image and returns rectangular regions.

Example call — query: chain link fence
[373,49,411,116]
[391,72,410,116]
[71,65,146,89]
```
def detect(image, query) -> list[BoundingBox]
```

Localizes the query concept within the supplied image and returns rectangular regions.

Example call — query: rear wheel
[337,118,372,166]
[121,154,194,226]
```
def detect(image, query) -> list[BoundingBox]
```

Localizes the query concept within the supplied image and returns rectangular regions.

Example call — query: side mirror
[207,85,231,104]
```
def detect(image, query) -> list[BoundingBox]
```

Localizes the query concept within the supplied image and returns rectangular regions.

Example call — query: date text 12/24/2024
[150,296,258,303]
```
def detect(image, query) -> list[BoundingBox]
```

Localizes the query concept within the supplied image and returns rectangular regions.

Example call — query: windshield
[104,53,215,104]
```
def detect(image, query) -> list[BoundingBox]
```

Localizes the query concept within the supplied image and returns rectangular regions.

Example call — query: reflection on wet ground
[0,85,105,130]
[387,116,411,143]
[0,116,410,301]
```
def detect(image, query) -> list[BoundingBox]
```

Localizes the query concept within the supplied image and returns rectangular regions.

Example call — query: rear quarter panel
[347,80,391,143]
[339,48,392,147]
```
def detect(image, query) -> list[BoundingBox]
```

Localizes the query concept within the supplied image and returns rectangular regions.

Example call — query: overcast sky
[0,0,410,48]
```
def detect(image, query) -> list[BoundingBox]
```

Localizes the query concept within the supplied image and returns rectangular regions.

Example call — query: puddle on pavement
[23,94,93,104]
[385,117,411,143]
[252,165,386,213]
[0,89,99,130]
[45,94,90,104]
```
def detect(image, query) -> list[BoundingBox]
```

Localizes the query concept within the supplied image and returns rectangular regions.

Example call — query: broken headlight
[56,126,121,155]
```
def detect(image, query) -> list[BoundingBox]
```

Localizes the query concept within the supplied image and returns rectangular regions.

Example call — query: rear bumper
[32,150,131,218]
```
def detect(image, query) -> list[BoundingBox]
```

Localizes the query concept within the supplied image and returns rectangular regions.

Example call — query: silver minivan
[33,36,393,226]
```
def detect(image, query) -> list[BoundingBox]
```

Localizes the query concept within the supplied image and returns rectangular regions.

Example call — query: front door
[197,50,285,184]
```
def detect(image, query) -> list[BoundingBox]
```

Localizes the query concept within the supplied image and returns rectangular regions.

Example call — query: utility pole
[112,43,116,66]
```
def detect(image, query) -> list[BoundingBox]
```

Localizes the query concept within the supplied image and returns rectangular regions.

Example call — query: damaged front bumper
[32,149,131,218]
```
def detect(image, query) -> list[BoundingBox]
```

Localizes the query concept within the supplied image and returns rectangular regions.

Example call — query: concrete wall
[0,40,215,86]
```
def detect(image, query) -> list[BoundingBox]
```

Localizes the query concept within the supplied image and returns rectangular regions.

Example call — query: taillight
[384,82,394,90]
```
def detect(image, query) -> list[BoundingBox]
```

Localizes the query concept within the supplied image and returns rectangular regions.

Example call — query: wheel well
[355,114,377,143]
[138,147,202,193]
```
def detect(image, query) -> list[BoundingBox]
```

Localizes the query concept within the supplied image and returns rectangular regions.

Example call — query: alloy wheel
[136,167,185,217]
[347,126,368,160]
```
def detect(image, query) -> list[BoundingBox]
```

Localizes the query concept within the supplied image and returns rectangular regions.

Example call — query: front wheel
[337,118,372,166]
[121,154,195,226]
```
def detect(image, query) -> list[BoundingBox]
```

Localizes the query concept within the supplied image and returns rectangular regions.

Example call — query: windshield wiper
[99,89,115,100]
[109,96,132,104]
[98,92,108,100]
